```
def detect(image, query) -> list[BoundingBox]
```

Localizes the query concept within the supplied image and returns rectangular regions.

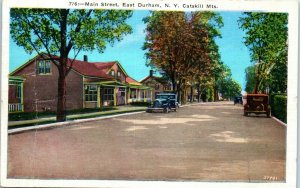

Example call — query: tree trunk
[56,9,69,122]
[181,88,185,105]
[214,76,218,101]
[177,82,181,103]
[171,77,177,93]
[190,85,193,102]
[56,71,67,122]
[197,84,201,102]
[214,88,218,101]
[253,77,260,94]
[254,58,261,94]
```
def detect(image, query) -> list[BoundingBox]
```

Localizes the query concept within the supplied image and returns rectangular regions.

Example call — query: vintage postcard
[0,0,298,187]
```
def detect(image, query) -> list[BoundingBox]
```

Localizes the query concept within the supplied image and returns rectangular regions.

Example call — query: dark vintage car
[234,96,243,105]
[146,93,179,113]
[243,94,270,117]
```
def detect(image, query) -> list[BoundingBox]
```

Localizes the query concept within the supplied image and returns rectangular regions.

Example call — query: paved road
[8,102,286,182]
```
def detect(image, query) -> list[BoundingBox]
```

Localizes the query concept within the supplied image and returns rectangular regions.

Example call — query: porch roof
[9,76,25,82]
[84,81,127,87]
[129,85,152,90]
[84,80,152,90]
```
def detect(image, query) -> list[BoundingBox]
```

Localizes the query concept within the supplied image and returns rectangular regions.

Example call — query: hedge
[9,107,116,121]
[270,94,287,123]
[130,101,151,106]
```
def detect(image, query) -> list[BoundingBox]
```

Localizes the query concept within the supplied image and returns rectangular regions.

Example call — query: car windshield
[157,94,175,100]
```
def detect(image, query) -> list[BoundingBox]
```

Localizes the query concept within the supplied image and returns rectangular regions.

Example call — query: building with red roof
[9,54,152,112]
[140,70,173,101]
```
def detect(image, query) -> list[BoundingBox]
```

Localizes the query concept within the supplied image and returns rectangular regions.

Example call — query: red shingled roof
[40,54,116,79]
[68,59,116,79]
[11,53,137,82]
[126,76,142,85]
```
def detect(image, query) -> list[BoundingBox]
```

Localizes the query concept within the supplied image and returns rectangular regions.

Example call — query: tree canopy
[143,11,232,103]
[239,12,288,94]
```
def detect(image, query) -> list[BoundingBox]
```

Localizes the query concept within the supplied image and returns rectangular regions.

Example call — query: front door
[117,87,126,105]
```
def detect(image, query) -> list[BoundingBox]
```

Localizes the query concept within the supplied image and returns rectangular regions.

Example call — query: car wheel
[266,110,270,117]
[164,107,169,113]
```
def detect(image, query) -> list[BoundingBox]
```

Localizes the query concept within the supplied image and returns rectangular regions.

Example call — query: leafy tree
[269,52,287,93]
[239,12,288,93]
[143,11,186,95]
[143,11,223,103]
[194,12,224,102]
[244,65,256,93]
[218,78,242,100]
[10,9,132,121]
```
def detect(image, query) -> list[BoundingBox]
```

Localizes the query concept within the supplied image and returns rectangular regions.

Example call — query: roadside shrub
[9,107,116,121]
[130,101,151,106]
[271,94,287,123]
[9,111,56,121]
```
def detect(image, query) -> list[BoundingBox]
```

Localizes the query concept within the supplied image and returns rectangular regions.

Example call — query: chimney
[150,70,154,77]
[84,55,88,62]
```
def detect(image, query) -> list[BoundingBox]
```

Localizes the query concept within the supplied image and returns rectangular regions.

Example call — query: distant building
[9,54,152,112]
[140,70,173,101]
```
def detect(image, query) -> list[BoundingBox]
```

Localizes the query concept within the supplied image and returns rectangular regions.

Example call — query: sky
[9,10,252,89]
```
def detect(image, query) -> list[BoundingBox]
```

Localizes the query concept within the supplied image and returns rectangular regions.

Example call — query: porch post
[97,85,101,108]
[83,82,85,108]
[114,87,117,106]
[125,88,127,105]
[21,82,24,112]
[128,88,131,104]
[144,90,146,102]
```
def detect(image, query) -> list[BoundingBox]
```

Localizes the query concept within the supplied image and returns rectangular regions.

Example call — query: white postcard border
[1,0,298,187]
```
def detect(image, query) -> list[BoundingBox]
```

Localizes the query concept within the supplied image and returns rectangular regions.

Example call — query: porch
[83,81,152,108]
[128,86,152,103]
[8,76,24,112]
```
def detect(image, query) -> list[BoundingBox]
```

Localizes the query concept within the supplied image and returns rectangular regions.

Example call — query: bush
[130,101,151,106]
[9,111,56,121]
[270,94,287,123]
[9,107,116,121]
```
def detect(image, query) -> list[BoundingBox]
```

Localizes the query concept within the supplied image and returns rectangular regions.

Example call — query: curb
[180,102,204,107]
[271,116,287,127]
[8,111,145,134]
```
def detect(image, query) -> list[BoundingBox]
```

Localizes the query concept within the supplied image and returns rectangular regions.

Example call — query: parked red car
[243,94,270,117]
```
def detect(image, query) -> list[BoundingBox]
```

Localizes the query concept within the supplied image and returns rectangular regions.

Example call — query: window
[103,88,114,101]
[146,90,151,98]
[85,85,97,102]
[37,60,51,74]
[16,85,21,98]
[117,71,121,77]
[111,70,115,76]
[130,89,137,99]
[140,90,144,99]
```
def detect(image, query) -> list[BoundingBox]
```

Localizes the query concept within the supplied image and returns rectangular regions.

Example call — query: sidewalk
[8,106,147,128]
[7,102,214,128]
